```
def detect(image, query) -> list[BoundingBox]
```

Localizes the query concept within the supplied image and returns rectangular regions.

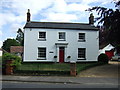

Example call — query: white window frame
[78,33,85,42]
[78,48,86,60]
[58,32,66,41]
[38,32,46,41]
[38,47,46,60]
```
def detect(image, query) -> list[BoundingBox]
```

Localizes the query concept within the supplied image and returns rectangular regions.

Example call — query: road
[2,80,119,88]
[2,61,120,89]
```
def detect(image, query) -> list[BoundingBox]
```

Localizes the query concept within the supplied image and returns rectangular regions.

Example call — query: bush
[98,53,109,63]
[2,53,22,68]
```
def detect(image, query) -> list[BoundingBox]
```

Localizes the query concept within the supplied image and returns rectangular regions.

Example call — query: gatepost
[6,60,14,75]
[70,61,76,76]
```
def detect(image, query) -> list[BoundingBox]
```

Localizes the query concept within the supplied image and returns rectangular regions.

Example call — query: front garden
[2,52,108,76]
[14,62,105,76]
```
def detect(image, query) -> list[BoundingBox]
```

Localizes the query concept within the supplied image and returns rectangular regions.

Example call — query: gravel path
[77,61,120,78]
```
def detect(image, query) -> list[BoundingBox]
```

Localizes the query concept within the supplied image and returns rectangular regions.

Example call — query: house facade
[23,10,99,63]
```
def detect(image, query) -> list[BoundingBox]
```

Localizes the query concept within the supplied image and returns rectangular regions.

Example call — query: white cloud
[10,24,23,33]
[0,0,54,37]
[67,3,90,12]
[81,0,112,5]
[51,0,67,13]
[0,41,3,48]
[1,0,53,14]
[0,0,114,42]
[41,12,78,22]
[0,30,2,36]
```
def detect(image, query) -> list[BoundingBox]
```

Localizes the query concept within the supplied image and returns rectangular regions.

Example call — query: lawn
[15,63,71,76]
[14,62,106,76]
[17,63,70,71]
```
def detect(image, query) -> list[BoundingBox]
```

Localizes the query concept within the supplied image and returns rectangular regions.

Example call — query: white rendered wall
[0,51,2,56]
[23,28,99,62]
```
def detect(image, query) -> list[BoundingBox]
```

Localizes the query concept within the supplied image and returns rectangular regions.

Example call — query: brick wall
[10,46,23,53]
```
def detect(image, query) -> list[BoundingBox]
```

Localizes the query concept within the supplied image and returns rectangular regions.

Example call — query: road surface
[2,78,119,88]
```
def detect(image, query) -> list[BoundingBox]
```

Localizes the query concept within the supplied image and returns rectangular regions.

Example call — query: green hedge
[2,53,22,68]
[15,70,70,76]
[98,53,109,63]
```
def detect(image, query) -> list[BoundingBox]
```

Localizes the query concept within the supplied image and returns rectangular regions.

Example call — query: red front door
[59,47,65,63]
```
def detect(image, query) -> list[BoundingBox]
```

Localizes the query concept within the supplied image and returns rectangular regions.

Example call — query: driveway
[77,61,120,78]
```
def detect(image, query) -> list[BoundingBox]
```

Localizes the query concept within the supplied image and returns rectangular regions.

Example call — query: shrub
[98,53,109,63]
[2,53,22,68]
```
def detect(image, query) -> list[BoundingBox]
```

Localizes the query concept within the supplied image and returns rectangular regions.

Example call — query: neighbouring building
[10,46,23,57]
[23,9,99,63]
[0,48,2,56]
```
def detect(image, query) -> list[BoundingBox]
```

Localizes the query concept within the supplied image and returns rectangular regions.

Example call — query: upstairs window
[59,32,66,41]
[38,48,46,59]
[78,48,86,60]
[38,32,46,41]
[78,33,85,42]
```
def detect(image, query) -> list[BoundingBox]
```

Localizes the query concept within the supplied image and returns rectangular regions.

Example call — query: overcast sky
[0,0,116,47]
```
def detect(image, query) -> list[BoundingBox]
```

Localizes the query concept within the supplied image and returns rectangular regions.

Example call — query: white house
[23,9,99,63]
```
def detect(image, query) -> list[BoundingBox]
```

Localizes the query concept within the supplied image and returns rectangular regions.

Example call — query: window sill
[77,58,86,60]
[37,58,47,60]
[38,39,46,41]
[58,39,66,41]
[78,39,86,42]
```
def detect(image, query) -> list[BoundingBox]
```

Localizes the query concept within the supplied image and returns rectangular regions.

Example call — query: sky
[0,0,116,47]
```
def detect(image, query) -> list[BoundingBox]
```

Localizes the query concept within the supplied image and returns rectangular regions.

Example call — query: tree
[16,28,24,46]
[86,1,120,47]
[2,39,20,52]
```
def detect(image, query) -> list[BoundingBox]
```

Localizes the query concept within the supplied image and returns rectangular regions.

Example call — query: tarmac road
[2,80,119,88]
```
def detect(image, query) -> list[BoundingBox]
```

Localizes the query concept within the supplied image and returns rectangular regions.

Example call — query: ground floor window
[78,48,86,60]
[38,47,46,59]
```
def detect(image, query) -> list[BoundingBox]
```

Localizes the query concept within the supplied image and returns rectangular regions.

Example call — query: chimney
[89,13,94,25]
[27,9,31,22]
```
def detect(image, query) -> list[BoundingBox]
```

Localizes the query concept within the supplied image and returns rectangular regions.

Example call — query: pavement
[1,61,120,85]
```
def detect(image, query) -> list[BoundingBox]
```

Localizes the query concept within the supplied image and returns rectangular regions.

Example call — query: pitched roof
[10,46,23,53]
[24,21,98,31]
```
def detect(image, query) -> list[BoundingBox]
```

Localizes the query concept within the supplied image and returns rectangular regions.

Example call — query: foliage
[16,28,24,46]
[98,53,109,63]
[2,38,20,52]
[2,53,21,68]
[86,1,120,47]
